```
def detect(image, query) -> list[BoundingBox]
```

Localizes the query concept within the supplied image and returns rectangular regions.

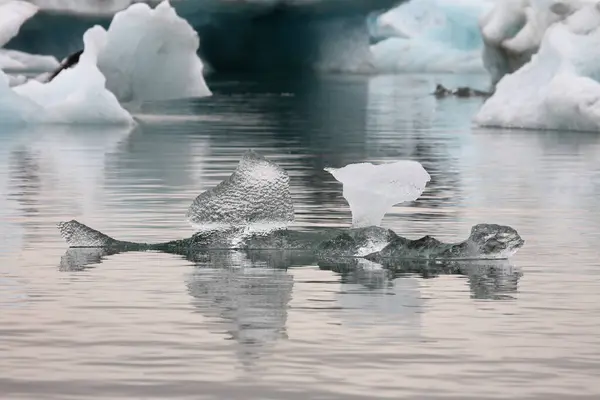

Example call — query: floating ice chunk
[187,150,295,232]
[0,1,38,48]
[0,26,134,126]
[96,0,211,103]
[475,2,600,131]
[325,160,431,228]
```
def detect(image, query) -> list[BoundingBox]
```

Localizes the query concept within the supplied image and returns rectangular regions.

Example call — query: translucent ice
[186,150,295,232]
[96,0,212,103]
[325,160,431,228]
[58,220,119,248]
[475,2,600,131]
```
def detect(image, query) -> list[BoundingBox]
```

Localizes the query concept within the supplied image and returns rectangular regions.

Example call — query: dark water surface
[1,73,599,399]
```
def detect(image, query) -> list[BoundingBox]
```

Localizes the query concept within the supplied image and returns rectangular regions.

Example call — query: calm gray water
[1,73,600,399]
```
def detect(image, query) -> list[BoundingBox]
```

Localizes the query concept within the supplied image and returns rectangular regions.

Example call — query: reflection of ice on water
[332,259,425,337]
[185,251,294,366]
[1,125,133,251]
[0,274,28,307]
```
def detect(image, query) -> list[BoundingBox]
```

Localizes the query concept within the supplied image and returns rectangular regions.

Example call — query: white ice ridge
[0,1,60,72]
[371,0,495,73]
[475,1,600,131]
[479,0,595,85]
[325,160,431,228]
[97,0,212,103]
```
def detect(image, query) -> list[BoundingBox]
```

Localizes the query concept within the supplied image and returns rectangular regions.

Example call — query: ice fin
[58,220,118,247]
[325,160,430,228]
[187,150,295,232]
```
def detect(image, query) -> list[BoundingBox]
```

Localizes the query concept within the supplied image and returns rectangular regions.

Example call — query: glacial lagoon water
[1,73,600,399]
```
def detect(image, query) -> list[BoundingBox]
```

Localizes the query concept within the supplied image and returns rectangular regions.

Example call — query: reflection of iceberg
[2,124,133,251]
[186,254,293,362]
[320,258,523,301]
[475,2,600,131]
[371,0,495,73]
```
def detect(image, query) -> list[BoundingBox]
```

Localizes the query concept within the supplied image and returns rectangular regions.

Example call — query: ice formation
[0,1,60,71]
[96,0,212,103]
[186,150,295,232]
[478,0,593,85]
[371,0,495,73]
[0,0,211,125]
[0,26,134,125]
[325,160,431,228]
[475,1,600,131]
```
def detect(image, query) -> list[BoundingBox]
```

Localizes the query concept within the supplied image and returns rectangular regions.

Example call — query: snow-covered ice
[475,1,600,131]
[325,161,431,228]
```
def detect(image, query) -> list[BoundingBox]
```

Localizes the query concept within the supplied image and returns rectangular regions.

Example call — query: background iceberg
[0,0,212,125]
[0,1,59,71]
[0,26,134,125]
[475,2,600,131]
[97,1,211,103]
[6,0,401,73]
[371,0,495,73]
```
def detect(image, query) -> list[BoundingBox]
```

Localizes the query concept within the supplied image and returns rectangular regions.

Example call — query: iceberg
[0,0,212,125]
[0,26,134,125]
[478,0,593,85]
[325,161,431,228]
[0,1,60,72]
[475,1,600,131]
[6,0,402,73]
[371,0,495,73]
[96,0,212,103]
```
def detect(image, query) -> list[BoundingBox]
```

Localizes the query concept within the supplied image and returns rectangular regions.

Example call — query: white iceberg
[97,0,212,103]
[0,26,134,125]
[475,2,600,131]
[371,0,495,73]
[325,161,431,228]
[479,0,593,85]
[0,1,60,71]
[0,0,212,125]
